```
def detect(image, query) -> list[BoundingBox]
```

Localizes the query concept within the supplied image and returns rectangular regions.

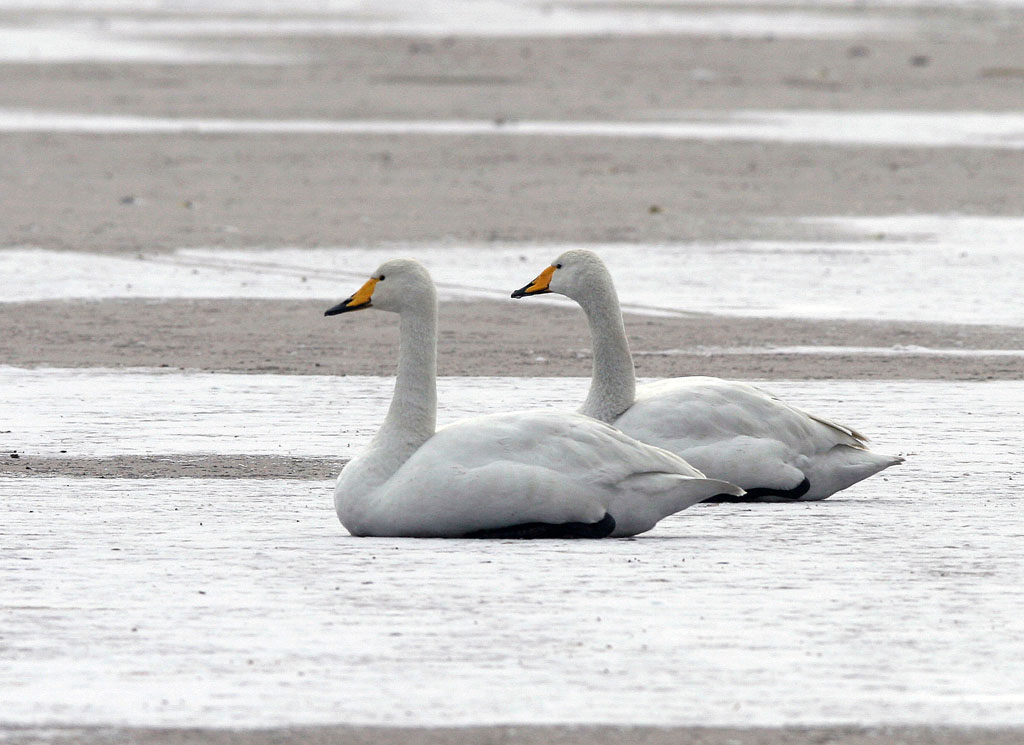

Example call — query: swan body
[326,258,743,538]
[616,377,899,500]
[338,408,740,538]
[512,250,903,501]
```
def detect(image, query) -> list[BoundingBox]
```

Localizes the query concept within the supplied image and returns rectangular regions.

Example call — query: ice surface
[0,367,1007,462]
[97,10,901,38]
[2,110,1024,149]
[0,25,281,63]
[1,0,1022,10]
[1,376,1021,727]
[0,0,906,41]
[0,0,1014,66]
[0,370,589,457]
[635,345,1024,357]
[1,369,596,457]
[562,0,1024,5]
[805,215,1024,245]
[0,248,351,305]
[4,214,1024,324]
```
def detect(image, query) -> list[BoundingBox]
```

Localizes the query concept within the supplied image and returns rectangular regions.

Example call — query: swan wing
[616,377,900,498]
[356,410,740,537]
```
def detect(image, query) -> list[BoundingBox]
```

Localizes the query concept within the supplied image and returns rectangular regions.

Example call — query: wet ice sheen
[4,214,1024,325]
[0,0,1010,66]
[1,375,1021,726]
[636,345,1024,357]
[0,25,281,63]
[0,369,948,457]
[3,110,1024,148]
[101,9,901,38]
[0,0,909,49]
[3,449,1022,724]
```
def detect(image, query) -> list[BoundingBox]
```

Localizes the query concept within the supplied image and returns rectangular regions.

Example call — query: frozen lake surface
[4,215,1024,325]
[636,345,1024,358]
[98,8,902,39]
[2,372,1021,726]
[0,0,1015,64]
[0,0,921,63]
[0,25,278,63]
[2,376,1021,727]
[6,478,1021,728]
[0,368,975,458]
[3,110,1024,149]
[4,0,1022,10]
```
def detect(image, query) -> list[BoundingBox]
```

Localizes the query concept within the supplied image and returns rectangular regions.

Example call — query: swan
[511,249,903,501]
[323,258,744,538]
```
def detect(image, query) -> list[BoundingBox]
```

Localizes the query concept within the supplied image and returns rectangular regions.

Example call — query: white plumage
[512,249,903,501]
[325,258,743,538]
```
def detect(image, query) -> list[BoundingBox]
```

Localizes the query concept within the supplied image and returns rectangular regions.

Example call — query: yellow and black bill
[324,278,378,316]
[511,265,556,299]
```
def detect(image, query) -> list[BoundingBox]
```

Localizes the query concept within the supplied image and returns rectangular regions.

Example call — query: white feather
[330,258,743,538]
[520,249,903,501]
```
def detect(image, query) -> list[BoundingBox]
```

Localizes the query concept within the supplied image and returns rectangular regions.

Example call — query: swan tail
[608,473,745,537]
[699,478,750,502]
[802,445,904,500]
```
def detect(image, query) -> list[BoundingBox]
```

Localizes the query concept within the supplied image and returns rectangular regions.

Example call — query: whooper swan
[324,258,743,537]
[512,249,902,501]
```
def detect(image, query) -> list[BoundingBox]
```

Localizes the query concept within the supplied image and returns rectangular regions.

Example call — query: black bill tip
[511,284,549,299]
[324,299,364,316]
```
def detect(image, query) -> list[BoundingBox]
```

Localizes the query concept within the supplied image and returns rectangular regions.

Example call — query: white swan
[324,258,743,538]
[511,249,903,501]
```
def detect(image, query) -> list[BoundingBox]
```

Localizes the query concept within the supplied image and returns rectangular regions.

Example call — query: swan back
[617,377,902,498]
[342,410,742,537]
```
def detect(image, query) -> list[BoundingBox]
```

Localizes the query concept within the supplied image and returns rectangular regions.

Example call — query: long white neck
[576,273,636,423]
[334,267,440,535]
[338,297,438,519]
[372,301,438,463]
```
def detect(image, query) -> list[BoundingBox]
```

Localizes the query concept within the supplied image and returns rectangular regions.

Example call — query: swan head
[511,249,610,302]
[324,258,435,316]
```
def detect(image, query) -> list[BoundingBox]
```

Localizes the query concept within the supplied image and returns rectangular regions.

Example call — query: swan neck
[377,302,438,452]
[576,277,636,423]
[334,293,438,535]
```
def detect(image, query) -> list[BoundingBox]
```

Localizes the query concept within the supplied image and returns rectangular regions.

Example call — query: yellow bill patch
[525,265,556,294]
[347,277,378,308]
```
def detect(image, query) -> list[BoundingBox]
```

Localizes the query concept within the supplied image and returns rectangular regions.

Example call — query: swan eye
[555,263,562,269]
[379,275,385,281]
